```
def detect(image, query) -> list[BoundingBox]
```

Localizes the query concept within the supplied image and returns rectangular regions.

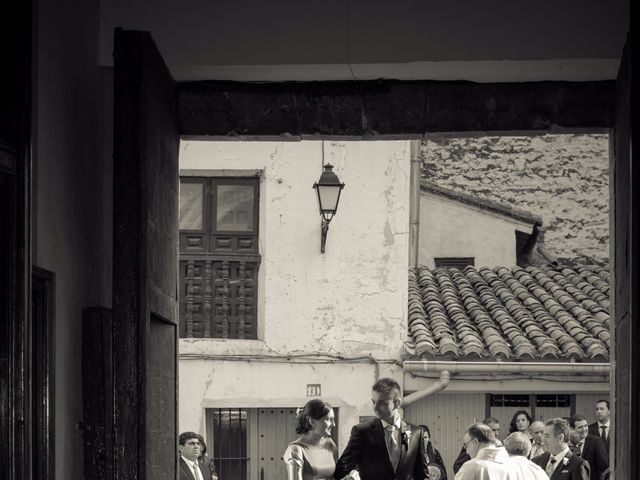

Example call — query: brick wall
[421,134,609,265]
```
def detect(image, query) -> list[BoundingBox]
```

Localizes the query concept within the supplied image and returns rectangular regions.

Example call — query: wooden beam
[179,79,615,136]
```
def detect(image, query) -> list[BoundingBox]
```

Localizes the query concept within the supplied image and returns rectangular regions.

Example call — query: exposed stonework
[421,134,609,266]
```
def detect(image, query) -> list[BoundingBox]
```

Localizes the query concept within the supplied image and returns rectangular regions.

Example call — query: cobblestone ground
[421,134,609,266]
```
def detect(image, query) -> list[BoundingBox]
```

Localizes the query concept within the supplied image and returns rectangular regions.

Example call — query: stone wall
[421,134,609,266]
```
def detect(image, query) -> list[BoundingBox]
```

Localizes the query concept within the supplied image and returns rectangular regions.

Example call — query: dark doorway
[31,267,55,480]
[0,163,15,480]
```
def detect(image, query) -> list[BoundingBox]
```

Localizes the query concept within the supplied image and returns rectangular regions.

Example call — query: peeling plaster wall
[418,192,533,268]
[179,140,410,358]
[421,134,609,265]
[179,360,403,450]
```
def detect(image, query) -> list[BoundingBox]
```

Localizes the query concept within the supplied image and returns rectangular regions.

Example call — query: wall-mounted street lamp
[312,164,345,253]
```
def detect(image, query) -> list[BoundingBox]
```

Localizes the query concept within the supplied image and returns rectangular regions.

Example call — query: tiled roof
[407,265,610,360]
[421,180,544,226]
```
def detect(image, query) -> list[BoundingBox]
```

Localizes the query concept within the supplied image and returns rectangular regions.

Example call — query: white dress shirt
[597,420,610,440]
[381,414,402,471]
[181,456,204,480]
[547,447,570,476]
[380,414,402,447]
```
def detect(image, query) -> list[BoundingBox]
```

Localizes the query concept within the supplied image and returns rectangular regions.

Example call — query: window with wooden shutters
[179,177,260,339]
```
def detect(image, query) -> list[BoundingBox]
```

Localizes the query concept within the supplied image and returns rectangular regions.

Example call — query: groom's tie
[385,424,401,471]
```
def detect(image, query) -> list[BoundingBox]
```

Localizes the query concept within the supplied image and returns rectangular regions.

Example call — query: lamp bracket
[320,219,330,253]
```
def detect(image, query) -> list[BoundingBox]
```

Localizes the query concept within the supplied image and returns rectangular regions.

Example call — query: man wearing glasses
[453,418,501,474]
[179,431,218,480]
[454,423,512,480]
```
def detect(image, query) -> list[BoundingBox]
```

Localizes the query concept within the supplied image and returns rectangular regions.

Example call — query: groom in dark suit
[532,418,589,480]
[334,377,430,480]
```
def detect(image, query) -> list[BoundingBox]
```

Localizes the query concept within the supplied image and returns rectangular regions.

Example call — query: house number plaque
[306,384,321,397]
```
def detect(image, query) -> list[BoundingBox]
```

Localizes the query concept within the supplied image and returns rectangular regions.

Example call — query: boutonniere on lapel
[401,428,411,446]
[562,457,570,466]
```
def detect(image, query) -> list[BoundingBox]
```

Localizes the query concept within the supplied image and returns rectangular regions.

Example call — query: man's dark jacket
[334,418,430,480]
[452,447,469,475]
[179,456,215,480]
[532,450,590,480]
[588,422,610,451]
[579,434,608,480]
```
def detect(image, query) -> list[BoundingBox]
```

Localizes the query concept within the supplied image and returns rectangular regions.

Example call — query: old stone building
[422,134,610,265]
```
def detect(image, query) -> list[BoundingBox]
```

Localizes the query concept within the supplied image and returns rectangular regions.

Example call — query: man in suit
[587,400,611,452]
[335,377,430,480]
[179,431,217,480]
[452,417,500,474]
[454,423,512,480]
[570,415,608,480]
[528,421,546,460]
[532,418,589,480]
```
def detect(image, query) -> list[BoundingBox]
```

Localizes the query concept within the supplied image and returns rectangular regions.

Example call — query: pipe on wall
[404,360,611,376]
[403,370,450,405]
[408,140,421,268]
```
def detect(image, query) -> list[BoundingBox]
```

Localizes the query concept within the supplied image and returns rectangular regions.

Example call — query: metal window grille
[535,394,571,408]
[490,394,530,407]
[211,408,248,479]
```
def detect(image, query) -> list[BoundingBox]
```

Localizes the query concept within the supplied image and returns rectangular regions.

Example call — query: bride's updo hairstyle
[295,399,332,434]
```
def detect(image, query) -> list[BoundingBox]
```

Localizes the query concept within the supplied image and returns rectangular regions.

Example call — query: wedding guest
[195,434,218,480]
[588,400,611,451]
[531,418,589,480]
[508,410,532,439]
[570,414,608,480]
[418,424,447,480]
[529,421,546,459]
[179,432,217,480]
[283,399,338,480]
[503,432,548,480]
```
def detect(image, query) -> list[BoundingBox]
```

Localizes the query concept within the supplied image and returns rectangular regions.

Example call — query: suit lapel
[180,458,197,480]
[395,420,410,474]
[372,419,394,473]
[534,452,551,468]
[550,451,572,480]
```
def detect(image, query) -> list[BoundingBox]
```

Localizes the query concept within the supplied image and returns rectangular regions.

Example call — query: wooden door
[0,0,33,478]
[254,408,298,480]
[613,35,636,480]
[113,29,180,480]
[31,267,55,480]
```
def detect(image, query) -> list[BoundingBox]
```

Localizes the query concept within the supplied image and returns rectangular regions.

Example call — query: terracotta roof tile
[406,265,610,361]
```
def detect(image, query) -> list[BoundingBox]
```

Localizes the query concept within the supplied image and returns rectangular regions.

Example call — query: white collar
[550,447,570,465]
[598,420,610,428]
[380,414,401,429]
[181,455,199,468]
